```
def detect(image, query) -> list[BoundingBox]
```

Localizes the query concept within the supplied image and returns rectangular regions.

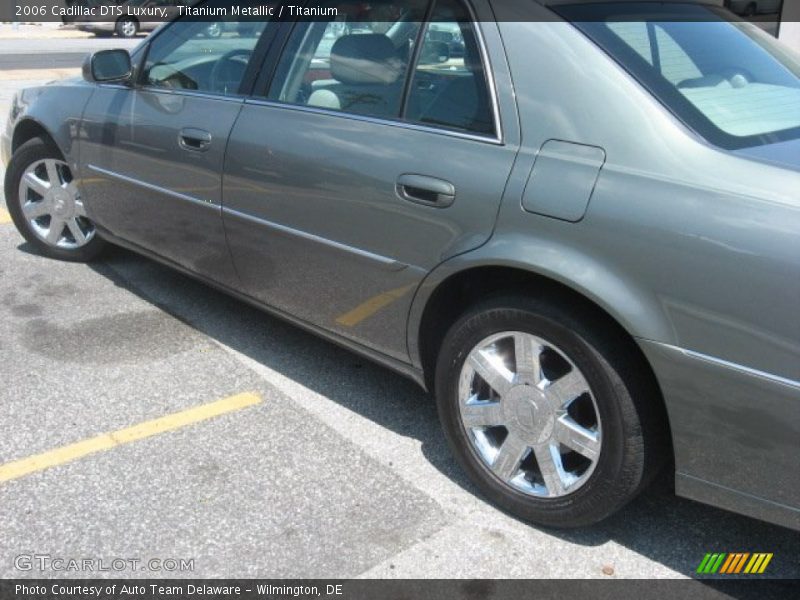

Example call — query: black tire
[115,17,139,38]
[435,294,667,528]
[4,137,107,263]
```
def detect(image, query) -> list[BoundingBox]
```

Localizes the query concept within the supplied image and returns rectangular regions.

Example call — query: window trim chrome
[242,97,503,144]
[470,11,505,144]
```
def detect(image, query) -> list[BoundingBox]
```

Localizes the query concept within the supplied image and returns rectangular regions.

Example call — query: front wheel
[435,295,666,527]
[4,137,106,262]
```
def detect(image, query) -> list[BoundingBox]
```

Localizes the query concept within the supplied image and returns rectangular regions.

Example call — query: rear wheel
[435,295,666,527]
[4,137,106,262]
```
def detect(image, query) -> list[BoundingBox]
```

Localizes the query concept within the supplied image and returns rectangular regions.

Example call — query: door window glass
[267,0,428,118]
[404,0,495,135]
[142,6,269,96]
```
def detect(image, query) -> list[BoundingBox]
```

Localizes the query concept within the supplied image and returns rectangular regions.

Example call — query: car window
[142,6,269,96]
[266,0,428,118]
[607,22,703,86]
[404,0,495,135]
[561,2,800,149]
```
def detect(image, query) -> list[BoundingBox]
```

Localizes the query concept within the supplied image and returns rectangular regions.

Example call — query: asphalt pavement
[1,34,799,583]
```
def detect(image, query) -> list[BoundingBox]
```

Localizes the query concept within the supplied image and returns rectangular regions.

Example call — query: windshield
[557,2,800,149]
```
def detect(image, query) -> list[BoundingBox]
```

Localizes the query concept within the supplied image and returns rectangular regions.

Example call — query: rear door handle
[178,128,212,152]
[396,174,455,207]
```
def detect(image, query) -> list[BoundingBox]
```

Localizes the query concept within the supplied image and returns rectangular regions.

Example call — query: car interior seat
[308,34,406,117]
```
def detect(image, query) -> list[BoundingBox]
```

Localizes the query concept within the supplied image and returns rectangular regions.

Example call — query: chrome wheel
[458,331,602,498]
[17,159,95,250]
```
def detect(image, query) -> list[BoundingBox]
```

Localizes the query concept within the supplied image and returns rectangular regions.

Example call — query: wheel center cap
[503,384,555,444]
[51,191,73,218]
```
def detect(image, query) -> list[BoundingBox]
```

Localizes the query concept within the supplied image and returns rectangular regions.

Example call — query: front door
[222,0,519,360]
[79,8,270,287]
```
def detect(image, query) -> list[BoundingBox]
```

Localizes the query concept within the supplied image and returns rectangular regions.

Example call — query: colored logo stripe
[745,553,773,574]
[697,553,773,574]
[720,553,749,573]
[697,553,726,574]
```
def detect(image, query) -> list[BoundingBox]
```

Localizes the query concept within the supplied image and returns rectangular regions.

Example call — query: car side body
[3,0,799,529]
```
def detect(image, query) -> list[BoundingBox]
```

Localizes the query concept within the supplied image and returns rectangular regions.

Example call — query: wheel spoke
[459,330,603,500]
[554,416,600,460]
[23,201,50,219]
[22,171,50,196]
[46,217,65,244]
[514,333,543,384]
[533,443,566,496]
[74,199,88,217]
[545,370,589,411]
[461,399,504,429]
[491,434,529,481]
[65,181,79,196]
[45,160,62,187]
[67,219,87,245]
[468,350,512,397]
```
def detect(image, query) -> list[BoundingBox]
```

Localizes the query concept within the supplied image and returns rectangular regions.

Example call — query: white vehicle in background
[73,0,204,38]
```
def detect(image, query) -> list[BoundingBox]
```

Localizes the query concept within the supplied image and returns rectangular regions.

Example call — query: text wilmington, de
[178,5,339,17]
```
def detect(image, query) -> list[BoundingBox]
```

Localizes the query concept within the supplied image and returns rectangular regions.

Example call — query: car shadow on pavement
[74,245,800,583]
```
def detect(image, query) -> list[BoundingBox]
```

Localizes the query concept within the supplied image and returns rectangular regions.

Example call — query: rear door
[222,0,519,360]
[80,5,273,287]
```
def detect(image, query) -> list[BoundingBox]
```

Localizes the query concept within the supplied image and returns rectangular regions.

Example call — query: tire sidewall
[435,299,643,527]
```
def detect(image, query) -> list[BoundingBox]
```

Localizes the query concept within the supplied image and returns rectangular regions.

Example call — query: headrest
[331,34,404,85]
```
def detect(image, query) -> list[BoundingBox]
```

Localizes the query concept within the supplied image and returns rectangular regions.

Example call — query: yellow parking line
[0,207,11,224]
[0,392,262,483]
[336,284,415,327]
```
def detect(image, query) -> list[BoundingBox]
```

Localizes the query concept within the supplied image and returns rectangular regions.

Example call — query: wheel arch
[11,118,61,156]
[409,254,675,459]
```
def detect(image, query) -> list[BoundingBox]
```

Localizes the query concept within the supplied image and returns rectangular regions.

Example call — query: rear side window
[404,0,495,135]
[560,2,800,149]
[265,0,496,136]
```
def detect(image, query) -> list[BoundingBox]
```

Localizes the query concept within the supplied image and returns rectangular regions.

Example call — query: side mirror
[83,49,133,84]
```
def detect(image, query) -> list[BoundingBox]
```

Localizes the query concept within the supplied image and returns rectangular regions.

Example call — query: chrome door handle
[396,173,455,207]
[178,128,212,152]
